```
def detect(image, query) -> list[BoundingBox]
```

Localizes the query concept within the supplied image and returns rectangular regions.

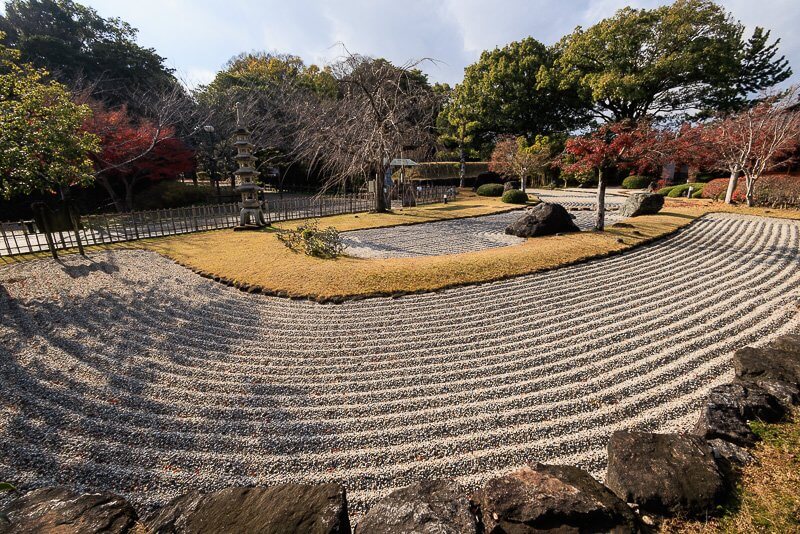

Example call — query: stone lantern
[233,104,267,230]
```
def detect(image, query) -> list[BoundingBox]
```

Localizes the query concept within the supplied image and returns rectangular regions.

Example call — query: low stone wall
[2,333,798,533]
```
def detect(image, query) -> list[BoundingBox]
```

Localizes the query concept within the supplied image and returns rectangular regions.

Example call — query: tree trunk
[98,176,126,213]
[458,145,466,189]
[595,168,606,231]
[123,180,135,212]
[724,170,740,204]
[745,176,756,207]
[375,167,389,212]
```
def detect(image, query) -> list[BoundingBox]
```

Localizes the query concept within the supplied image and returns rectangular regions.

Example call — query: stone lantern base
[234,207,267,231]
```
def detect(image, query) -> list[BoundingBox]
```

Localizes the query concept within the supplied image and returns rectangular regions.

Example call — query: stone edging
[2,327,797,532]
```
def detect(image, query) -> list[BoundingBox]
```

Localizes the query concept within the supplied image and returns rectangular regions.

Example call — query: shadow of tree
[0,277,339,515]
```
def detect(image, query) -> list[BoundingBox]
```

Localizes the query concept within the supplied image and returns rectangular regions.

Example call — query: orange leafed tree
[83,102,195,211]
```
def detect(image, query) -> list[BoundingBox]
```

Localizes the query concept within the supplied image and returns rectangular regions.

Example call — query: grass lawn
[660,409,800,533]
[137,196,799,302]
[3,193,799,303]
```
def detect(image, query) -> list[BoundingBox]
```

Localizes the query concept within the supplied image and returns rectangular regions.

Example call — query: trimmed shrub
[667,183,705,198]
[657,186,677,196]
[277,220,343,258]
[476,183,505,197]
[692,188,703,198]
[474,171,502,189]
[621,175,652,189]
[501,189,529,204]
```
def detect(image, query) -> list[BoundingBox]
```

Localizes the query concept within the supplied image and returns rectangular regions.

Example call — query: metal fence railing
[0,192,375,258]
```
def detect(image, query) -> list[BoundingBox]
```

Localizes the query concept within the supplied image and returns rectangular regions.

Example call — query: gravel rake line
[341,208,621,259]
[0,280,792,460]
[25,213,752,365]
[1,213,799,516]
[11,215,786,404]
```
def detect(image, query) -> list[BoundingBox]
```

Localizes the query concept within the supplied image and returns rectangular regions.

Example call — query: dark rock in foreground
[605,432,725,517]
[733,346,800,387]
[693,383,785,446]
[0,487,137,534]
[768,334,800,355]
[734,378,800,411]
[147,484,350,534]
[618,193,664,218]
[477,463,638,533]
[355,479,479,534]
[505,203,580,238]
[709,438,758,469]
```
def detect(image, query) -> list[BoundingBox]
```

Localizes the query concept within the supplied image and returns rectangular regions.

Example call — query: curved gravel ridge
[342,208,621,258]
[1,213,799,518]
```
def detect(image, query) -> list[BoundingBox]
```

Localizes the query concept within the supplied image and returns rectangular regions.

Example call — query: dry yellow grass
[140,198,800,302]
[4,195,798,302]
[660,410,800,534]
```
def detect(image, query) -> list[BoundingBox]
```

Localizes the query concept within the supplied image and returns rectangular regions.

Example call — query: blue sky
[9,0,800,88]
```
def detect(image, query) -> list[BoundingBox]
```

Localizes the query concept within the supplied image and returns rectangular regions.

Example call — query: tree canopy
[0,35,98,199]
[448,37,590,147]
[542,0,792,121]
[0,0,176,103]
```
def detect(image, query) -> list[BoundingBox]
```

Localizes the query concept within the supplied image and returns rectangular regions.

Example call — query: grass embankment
[3,195,798,302]
[139,197,799,302]
[661,410,800,533]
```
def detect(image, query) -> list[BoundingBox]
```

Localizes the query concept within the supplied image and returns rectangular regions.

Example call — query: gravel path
[1,213,799,520]
[343,209,621,259]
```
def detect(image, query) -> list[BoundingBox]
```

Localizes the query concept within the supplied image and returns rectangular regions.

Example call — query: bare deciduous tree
[294,51,440,212]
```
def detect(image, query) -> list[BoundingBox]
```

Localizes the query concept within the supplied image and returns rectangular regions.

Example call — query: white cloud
[10,0,800,87]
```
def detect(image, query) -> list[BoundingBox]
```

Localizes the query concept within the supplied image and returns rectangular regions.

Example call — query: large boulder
[708,439,757,469]
[147,484,350,534]
[618,193,664,218]
[733,346,800,387]
[505,203,580,238]
[477,463,638,533]
[693,383,786,446]
[734,378,800,411]
[768,334,800,355]
[354,479,478,534]
[605,432,725,517]
[0,487,138,534]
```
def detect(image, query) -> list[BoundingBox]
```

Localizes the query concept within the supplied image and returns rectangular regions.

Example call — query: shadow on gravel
[0,281,339,510]
[59,258,120,279]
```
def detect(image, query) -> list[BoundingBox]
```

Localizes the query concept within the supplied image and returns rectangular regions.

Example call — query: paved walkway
[2,213,798,518]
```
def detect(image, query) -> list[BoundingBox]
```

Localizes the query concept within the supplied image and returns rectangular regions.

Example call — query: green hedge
[501,189,529,204]
[392,162,489,181]
[621,175,652,189]
[476,183,505,197]
[657,186,677,196]
[667,183,705,198]
[135,181,215,210]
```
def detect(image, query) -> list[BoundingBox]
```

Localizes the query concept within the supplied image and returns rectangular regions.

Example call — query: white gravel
[342,208,621,259]
[1,213,799,520]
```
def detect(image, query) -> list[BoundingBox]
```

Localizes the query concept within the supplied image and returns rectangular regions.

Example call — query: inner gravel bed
[342,208,621,259]
[1,213,799,519]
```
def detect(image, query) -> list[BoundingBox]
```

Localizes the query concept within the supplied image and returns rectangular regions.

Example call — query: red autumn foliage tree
[700,87,800,206]
[83,102,195,212]
[562,121,673,230]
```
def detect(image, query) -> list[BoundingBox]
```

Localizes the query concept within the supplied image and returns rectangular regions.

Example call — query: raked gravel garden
[1,212,800,519]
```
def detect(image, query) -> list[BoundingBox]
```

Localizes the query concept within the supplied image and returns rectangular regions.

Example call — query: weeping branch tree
[294,52,439,212]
